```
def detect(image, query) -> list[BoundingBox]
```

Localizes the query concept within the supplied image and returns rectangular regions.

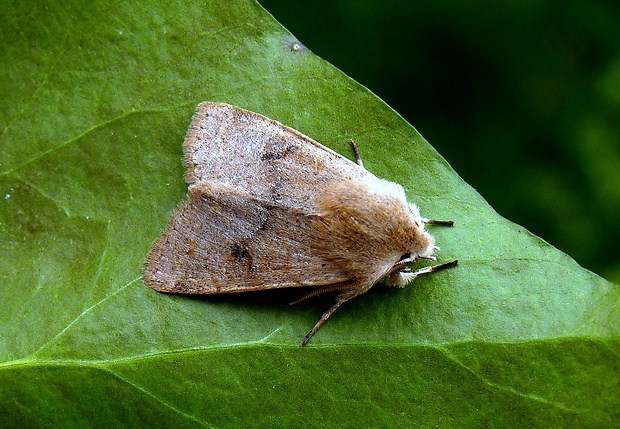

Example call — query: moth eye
[399,253,411,262]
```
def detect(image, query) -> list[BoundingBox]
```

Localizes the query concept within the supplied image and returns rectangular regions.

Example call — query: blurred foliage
[260,0,620,283]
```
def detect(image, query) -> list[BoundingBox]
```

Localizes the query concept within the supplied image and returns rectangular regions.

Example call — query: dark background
[260,0,620,283]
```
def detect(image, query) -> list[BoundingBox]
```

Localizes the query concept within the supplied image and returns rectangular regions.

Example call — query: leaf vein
[99,366,214,428]
[437,346,587,414]
[30,276,141,357]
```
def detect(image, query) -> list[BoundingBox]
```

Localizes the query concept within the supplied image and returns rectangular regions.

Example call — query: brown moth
[143,102,457,345]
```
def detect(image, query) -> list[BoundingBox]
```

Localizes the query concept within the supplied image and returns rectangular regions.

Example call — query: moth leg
[349,139,364,168]
[300,285,370,346]
[301,300,345,346]
[390,256,415,271]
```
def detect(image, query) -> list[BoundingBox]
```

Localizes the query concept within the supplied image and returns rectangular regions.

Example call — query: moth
[143,102,457,345]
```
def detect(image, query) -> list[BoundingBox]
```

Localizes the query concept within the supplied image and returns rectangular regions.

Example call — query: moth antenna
[422,217,454,226]
[301,299,347,346]
[289,281,355,305]
[349,139,364,168]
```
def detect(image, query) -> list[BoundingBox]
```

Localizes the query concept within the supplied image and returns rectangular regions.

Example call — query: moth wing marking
[143,182,356,294]
[183,102,378,212]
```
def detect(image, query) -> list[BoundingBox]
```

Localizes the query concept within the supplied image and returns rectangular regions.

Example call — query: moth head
[407,202,437,259]
[367,180,437,259]
[384,203,437,287]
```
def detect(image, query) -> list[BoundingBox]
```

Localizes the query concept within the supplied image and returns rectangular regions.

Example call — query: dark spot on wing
[262,137,296,162]
[262,150,283,161]
[231,243,251,260]
[231,243,254,272]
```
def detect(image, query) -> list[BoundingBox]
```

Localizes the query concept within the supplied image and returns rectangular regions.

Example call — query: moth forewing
[143,102,457,346]
[143,181,354,293]
[181,102,369,212]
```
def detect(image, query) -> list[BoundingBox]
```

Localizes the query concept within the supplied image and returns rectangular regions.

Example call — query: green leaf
[1,0,618,427]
